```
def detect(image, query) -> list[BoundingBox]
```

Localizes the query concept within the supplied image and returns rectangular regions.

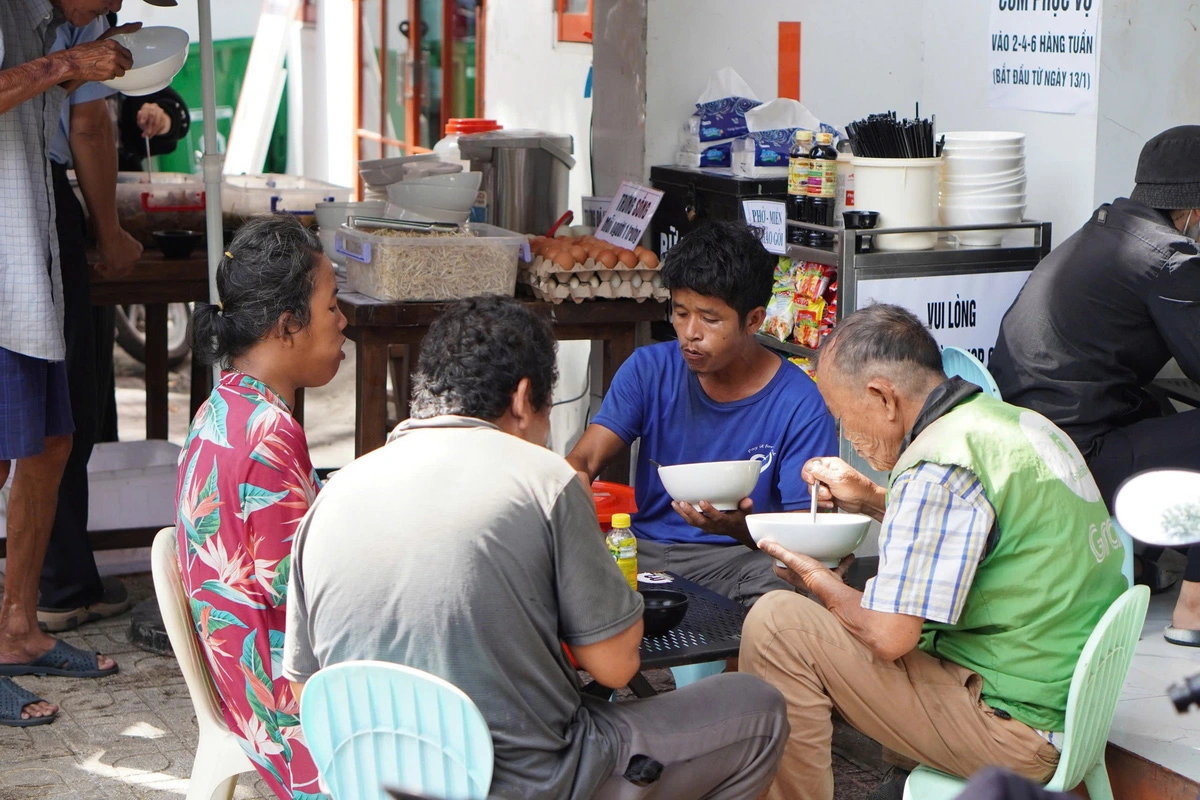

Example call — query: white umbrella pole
[197,0,222,306]
[197,0,223,386]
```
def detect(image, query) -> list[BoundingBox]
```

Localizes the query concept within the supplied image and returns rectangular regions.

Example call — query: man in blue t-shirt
[568,220,837,605]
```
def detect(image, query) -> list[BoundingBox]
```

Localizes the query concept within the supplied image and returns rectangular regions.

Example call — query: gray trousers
[636,539,796,606]
[588,673,789,800]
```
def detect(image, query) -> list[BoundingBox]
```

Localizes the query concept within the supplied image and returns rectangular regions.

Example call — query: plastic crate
[335,222,526,302]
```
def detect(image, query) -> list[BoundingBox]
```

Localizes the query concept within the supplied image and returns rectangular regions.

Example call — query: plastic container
[335,222,525,302]
[852,156,943,251]
[112,171,207,246]
[86,441,182,532]
[224,174,351,228]
[593,481,637,533]
[606,512,638,590]
[434,118,502,166]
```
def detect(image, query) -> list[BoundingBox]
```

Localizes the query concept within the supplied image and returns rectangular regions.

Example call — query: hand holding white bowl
[758,540,854,591]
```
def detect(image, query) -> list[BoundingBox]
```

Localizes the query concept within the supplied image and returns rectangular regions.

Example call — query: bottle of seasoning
[807,132,838,247]
[787,130,814,244]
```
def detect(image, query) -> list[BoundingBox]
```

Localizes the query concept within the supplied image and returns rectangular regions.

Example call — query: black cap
[1130,125,1200,211]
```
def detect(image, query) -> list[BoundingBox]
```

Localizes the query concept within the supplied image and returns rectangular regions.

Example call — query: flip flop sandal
[37,577,133,633]
[0,640,118,679]
[1164,626,1200,647]
[0,677,57,727]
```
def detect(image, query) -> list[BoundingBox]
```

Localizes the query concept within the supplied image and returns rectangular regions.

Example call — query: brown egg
[552,250,576,270]
[633,245,652,260]
[639,251,660,268]
[617,249,639,268]
[569,245,587,264]
[597,251,619,270]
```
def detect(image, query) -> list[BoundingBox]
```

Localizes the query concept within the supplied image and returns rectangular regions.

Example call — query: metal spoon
[649,458,663,469]
[144,136,153,185]
[810,481,820,522]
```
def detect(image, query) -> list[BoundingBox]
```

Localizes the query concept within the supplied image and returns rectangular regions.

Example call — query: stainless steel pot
[458,130,576,235]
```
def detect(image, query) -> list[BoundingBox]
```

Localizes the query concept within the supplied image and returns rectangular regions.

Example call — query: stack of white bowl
[384,171,482,226]
[939,132,1026,246]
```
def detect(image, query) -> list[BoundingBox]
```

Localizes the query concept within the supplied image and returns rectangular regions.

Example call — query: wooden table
[338,291,667,481]
[90,251,212,439]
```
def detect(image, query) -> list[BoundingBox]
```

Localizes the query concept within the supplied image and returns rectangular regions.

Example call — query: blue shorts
[0,347,74,461]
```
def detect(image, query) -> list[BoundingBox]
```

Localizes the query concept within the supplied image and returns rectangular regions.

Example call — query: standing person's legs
[739,592,1059,800]
[38,164,108,619]
[1087,410,1200,637]
[588,672,789,800]
[0,351,117,682]
[93,305,118,443]
[636,539,796,606]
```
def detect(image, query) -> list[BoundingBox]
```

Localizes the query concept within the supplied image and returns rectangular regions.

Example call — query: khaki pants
[739,592,1060,800]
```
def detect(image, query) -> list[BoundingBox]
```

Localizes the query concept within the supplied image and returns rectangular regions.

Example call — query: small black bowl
[153,229,203,259]
[842,210,880,230]
[640,589,689,637]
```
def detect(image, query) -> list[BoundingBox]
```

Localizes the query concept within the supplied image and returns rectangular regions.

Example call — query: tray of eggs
[523,234,669,304]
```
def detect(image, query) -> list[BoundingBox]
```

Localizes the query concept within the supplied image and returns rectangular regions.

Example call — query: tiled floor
[0,573,885,799]
[1110,584,1200,783]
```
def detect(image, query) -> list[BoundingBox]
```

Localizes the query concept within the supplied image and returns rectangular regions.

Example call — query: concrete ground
[0,349,887,799]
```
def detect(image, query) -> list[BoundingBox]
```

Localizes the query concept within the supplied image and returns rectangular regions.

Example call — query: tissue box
[733,128,800,178]
[694,97,762,142]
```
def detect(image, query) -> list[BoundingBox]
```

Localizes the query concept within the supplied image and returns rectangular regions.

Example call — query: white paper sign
[597,181,665,248]
[742,200,787,255]
[987,0,1100,115]
[581,196,613,229]
[855,271,1033,368]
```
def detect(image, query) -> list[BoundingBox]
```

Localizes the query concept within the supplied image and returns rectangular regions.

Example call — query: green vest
[889,394,1125,731]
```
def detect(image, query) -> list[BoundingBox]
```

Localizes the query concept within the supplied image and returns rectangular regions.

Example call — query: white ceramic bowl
[943,144,1025,158]
[657,460,761,511]
[941,193,1026,207]
[940,167,1025,184]
[314,200,386,231]
[940,178,1027,197]
[746,513,873,567]
[941,131,1027,147]
[101,26,189,96]
[943,155,1026,177]
[386,180,478,214]
[404,172,483,193]
[941,203,1025,247]
[382,201,471,226]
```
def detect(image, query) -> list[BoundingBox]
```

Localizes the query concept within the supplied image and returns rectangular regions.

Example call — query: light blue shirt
[48,16,116,167]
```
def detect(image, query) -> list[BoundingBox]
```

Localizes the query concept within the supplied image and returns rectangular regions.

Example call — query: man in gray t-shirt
[284,296,789,799]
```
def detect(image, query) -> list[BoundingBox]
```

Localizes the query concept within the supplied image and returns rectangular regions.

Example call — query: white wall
[643,0,1197,243]
[1093,0,1200,207]
[484,1,598,454]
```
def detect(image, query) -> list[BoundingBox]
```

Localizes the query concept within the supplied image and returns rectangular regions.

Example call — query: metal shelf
[756,334,817,359]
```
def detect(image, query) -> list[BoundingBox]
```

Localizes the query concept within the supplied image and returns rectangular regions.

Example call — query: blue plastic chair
[941,346,1002,399]
[671,661,726,688]
[300,661,493,800]
[902,585,1150,800]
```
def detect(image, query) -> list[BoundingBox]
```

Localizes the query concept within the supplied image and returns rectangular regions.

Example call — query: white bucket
[852,156,943,250]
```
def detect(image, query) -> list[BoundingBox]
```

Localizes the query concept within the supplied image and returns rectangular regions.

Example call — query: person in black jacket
[116,86,190,173]
[990,125,1200,645]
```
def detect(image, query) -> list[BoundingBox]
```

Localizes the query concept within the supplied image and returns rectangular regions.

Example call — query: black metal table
[584,572,748,699]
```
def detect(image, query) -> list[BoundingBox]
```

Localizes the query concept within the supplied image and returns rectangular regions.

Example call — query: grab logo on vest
[1018,412,1102,504]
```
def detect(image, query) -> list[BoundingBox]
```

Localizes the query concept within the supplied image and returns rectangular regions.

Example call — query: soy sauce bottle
[807,132,838,247]
[787,130,813,244]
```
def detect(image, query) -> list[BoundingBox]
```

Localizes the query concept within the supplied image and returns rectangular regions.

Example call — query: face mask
[1183,210,1200,241]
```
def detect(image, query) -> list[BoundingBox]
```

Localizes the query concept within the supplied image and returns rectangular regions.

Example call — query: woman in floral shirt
[175,217,346,800]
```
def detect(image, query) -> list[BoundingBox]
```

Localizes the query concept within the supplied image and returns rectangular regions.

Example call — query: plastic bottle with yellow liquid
[606,513,638,591]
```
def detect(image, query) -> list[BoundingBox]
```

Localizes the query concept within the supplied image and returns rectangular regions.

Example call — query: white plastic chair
[151,528,256,800]
[300,660,494,800]
[902,585,1150,800]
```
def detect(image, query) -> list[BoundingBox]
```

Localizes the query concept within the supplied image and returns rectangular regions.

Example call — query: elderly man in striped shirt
[739,304,1127,800]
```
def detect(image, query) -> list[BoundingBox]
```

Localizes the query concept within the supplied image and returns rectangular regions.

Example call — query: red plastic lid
[446,118,502,135]
[593,481,637,526]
